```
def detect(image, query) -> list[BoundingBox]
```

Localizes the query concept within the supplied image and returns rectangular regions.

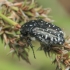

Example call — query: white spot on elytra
[45,35,48,39]
[55,38,57,41]
[38,33,40,34]
[46,22,48,24]
[39,36,41,39]
[49,25,51,27]
[30,25,32,26]
[56,29,57,30]
[60,31,63,33]
[51,37,53,41]
[53,25,55,27]
[60,31,62,33]
[58,37,60,41]
[42,35,43,37]
[41,21,43,22]
[58,34,60,36]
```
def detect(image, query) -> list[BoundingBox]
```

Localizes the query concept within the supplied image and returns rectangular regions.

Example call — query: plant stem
[0,12,18,26]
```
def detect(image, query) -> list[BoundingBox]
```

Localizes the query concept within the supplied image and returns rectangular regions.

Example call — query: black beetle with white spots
[20,19,65,58]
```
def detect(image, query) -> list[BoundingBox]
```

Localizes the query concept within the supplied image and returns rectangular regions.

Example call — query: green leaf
[28,0,35,10]
[35,6,42,12]
[25,12,34,17]
[11,7,19,11]
[22,0,27,7]
[5,31,14,35]
[28,4,35,10]
[0,12,18,26]
[3,25,11,29]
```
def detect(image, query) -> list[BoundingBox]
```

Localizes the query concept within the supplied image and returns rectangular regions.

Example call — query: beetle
[20,19,65,58]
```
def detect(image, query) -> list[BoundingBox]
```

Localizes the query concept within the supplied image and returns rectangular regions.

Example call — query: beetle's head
[20,25,28,38]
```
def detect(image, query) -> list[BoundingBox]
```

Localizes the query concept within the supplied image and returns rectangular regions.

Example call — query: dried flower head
[0,0,70,70]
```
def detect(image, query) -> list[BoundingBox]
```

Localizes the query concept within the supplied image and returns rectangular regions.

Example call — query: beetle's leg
[37,47,42,51]
[27,37,36,59]
[41,43,51,56]
[37,44,43,51]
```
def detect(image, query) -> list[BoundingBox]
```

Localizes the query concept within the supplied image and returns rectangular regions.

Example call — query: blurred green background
[0,0,70,70]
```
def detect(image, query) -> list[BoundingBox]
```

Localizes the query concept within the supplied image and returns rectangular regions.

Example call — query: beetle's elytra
[20,19,65,45]
[20,19,65,58]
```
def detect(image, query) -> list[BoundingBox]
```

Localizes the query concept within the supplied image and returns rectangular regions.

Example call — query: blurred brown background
[58,0,70,14]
